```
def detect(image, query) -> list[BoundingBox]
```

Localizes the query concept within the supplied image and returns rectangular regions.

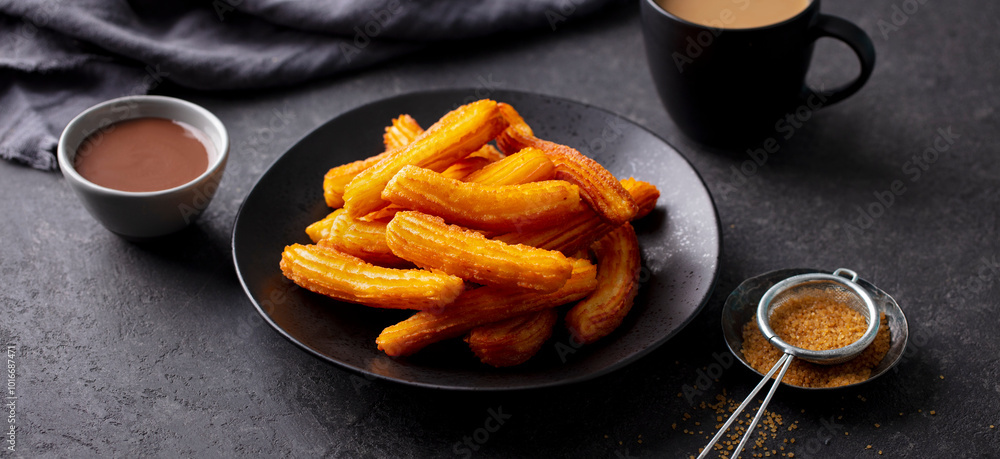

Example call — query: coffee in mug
[656,0,811,29]
[641,0,875,148]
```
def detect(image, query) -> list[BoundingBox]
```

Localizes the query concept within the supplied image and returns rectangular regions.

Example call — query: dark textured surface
[2,1,998,457]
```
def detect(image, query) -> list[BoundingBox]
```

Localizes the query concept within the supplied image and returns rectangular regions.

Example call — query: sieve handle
[833,268,859,283]
[733,355,794,458]
[697,353,795,459]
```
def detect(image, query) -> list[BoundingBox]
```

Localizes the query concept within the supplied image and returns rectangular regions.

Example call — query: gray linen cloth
[0,0,618,170]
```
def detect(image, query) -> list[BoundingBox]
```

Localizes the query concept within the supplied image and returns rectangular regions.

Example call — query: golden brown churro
[382,165,585,233]
[440,157,491,181]
[496,103,638,225]
[383,114,423,151]
[376,258,598,356]
[280,243,464,310]
[318,212,412,268]
[466,309,558,367]
[363,147,556,222]
[322,115,425,208]
[282,100,665,366]
[305,209,343,243]
[565,223,641,344]
[465,143,505,162]
[323,154,388,209]
[342,100,507,218]
[385,211,578,291]
[462,147,555,185]
[493,178,659,255]
[621,177,660,219]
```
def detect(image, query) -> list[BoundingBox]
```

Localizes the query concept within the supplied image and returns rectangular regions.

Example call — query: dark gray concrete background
[2,1,998,457]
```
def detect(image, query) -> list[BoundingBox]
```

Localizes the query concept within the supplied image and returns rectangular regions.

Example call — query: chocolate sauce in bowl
[73,117,212,192]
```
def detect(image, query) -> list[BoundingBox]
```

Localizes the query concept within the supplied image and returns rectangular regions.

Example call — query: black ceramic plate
[232,89,721,390]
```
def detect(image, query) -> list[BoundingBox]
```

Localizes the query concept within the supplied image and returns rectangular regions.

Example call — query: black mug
[641,0,875,148]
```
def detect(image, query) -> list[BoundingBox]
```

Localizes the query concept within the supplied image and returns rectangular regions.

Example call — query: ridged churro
[621,177,660,219]
[280,243,464,310]
[382,165,585,233]
[496,103,637,225]
[462,147,555,185]
[565,223,641,344]
[362,147,550,222]
[384,114,423,151]
[322,115,424,208]
[305,209,343,243]
[283,100,666,366]
[466,309,558,367]
[466,143,505,163]
[440,144,505,180]
[376,258,598,356]
[440,157,491,181]
[319,212,412,268]
[385,211,578,291]
[493,178,659,255]
[343,100,507,218]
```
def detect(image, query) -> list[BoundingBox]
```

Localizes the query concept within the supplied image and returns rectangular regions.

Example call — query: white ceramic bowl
[58,95,229,240]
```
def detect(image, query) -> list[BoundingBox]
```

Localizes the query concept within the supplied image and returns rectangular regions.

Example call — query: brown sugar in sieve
[699,268,879,459]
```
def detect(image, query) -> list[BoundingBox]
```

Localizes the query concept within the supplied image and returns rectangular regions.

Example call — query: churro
[385,211,578,291]
[280,243,464,310]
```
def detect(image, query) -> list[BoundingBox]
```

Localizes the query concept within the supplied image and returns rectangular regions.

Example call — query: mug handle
[805,14,876,106]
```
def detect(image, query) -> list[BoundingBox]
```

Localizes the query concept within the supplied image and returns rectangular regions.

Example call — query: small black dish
[722,268,909,390]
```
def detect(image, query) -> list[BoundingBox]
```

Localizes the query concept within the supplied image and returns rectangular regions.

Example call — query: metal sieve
[698,268,880,459]
[757,268,880,365]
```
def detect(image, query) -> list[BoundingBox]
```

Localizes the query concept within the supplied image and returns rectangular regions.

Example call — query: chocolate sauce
[73,117,212,192]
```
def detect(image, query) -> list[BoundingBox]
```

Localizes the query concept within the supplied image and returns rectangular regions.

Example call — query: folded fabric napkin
[0,0,619,170]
